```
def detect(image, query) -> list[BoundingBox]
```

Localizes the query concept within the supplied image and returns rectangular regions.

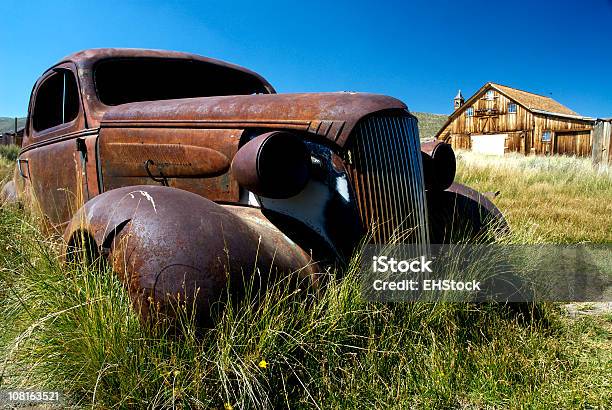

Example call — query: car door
[18,63,89,227]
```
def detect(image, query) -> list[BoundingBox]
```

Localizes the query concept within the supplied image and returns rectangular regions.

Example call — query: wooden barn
[435,83,595,156]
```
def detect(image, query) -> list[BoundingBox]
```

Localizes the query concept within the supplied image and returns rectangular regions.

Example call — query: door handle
[76,137,87,161]
[17,158,30,179]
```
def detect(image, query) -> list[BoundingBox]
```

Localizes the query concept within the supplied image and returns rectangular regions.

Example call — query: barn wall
[440,87,534,154]
[448,89,532,135]
[532,114,593,156]
[448,133,470,150]
[439,86,593,157]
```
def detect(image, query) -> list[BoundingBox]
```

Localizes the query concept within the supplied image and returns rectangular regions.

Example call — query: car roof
[58,48,275,92]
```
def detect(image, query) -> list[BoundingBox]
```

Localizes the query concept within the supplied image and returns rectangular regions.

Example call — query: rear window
[94,58,269,106]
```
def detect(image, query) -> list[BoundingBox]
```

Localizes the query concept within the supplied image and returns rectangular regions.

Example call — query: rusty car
[1,48,504,321]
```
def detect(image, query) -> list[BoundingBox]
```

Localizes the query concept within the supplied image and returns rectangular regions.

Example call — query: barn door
[555,131,589,156]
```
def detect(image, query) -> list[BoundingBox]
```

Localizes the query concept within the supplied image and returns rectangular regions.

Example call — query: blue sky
[1,0,611,118]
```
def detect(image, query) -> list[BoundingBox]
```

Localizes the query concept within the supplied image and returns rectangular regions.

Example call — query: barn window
[508,103,517,114]
[466,107,474,117]
[542,131,551,142]
[485,90,495,100]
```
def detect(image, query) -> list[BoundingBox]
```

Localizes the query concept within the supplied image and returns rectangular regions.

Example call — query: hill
[413,112,448,140]
[0,117,26,134]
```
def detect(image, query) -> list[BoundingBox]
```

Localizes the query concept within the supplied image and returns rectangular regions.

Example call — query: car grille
[345,114,429,249]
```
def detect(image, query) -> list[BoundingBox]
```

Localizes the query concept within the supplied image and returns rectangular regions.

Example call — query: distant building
[435,82,594,156]
[1,132,14,145]
[1,128,24,146]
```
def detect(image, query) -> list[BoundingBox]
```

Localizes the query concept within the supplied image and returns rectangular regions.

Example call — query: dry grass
[1,205,610,409]
[0,156,13,183]
[0,148,610,408]
[454,151,612,243]
[0,145,19,162]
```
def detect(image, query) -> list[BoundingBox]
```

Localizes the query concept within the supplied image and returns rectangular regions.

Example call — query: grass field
[0,148,610,408]
[454,151,612,243]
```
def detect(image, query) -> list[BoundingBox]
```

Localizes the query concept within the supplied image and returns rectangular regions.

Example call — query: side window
[466,107,474,117]
[508,103,517,114]
[33,69,79,132]
[485,90,495,100]
[542,131,551,142]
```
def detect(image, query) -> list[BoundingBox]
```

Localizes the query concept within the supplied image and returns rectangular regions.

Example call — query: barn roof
[491,83,577,116]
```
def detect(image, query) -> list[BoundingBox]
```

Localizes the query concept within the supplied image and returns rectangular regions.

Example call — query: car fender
[427,182,508,243]
[64,185,318,322]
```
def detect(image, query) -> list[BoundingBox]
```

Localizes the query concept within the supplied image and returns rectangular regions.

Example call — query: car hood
[100,92,408,146]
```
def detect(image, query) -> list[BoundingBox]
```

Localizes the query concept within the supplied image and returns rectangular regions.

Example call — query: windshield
[94,58,270,106]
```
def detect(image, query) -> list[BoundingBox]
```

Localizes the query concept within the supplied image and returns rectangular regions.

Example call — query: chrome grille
[346,115,429,247]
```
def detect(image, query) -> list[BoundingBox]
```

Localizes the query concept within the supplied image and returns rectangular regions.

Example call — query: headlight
[421,140,456,191]
[231,131,310,199]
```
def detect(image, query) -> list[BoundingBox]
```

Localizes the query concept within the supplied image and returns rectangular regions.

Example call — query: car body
[2,48,504,321]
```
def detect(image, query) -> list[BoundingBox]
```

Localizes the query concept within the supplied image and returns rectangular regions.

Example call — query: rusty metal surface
[20,49,273,149]
[99,127,241,202]
[81,135,100,199]
[64,185,318,322]
[104,143,230,178]
[60,48,276,131]
[17,48,407,229]
[427,182,508,243]
[446,182,506,224]
[99,92,407,147]
[19,137,86,225]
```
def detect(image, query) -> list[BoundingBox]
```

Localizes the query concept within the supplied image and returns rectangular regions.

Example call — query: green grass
[0,157,13,183]
[0,145,20,162]
[0,149,610,408]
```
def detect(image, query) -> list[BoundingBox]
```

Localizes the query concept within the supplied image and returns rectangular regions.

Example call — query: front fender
[64,185,318,322]
[427,182,508,243]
